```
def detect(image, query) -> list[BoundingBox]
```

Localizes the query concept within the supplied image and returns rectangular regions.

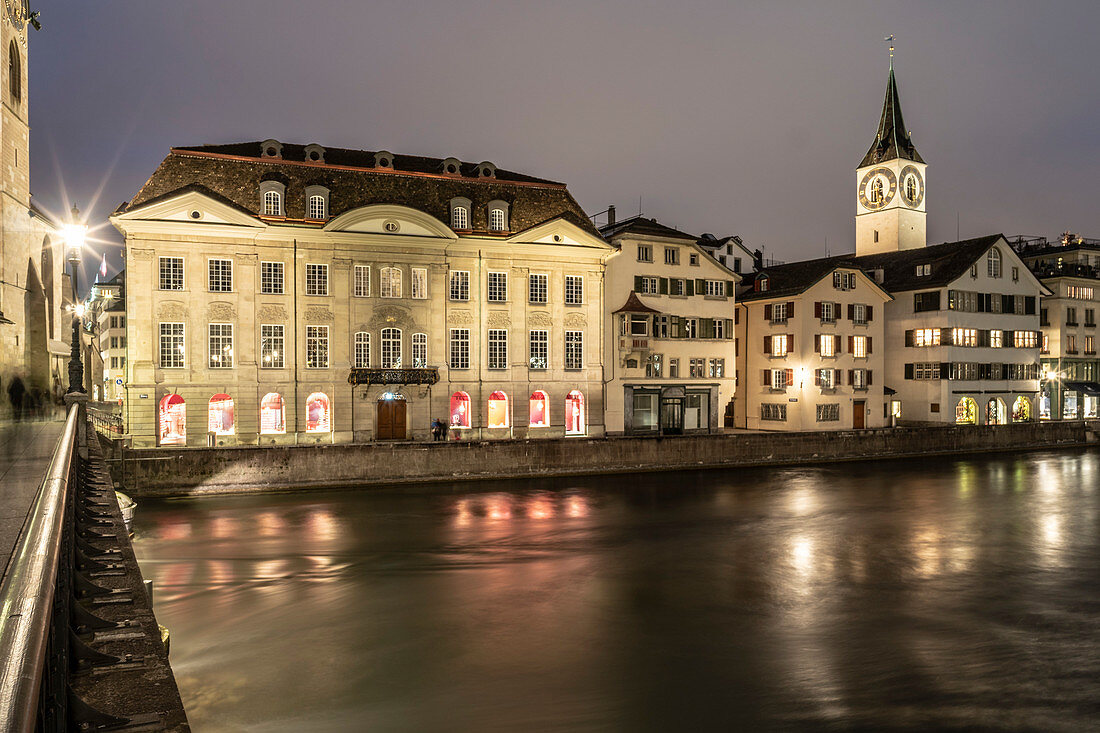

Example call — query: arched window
[986,397,1007,425]
[988,248,1002,278]
[955,397,977,425]
[488,200,509,232]
[159,394,186,446]
[380,267,402,298]
[308,195,326,220]
[354,332,371,368]
[450,198,471,230]
[260,393,286,434]
[450,391,471,429]
[565,390,586,435]
[8,40,20,103]
[263,190,282,217]
[381,328,402,368]
[306,392,331,433]
[1012,396,1031,423]
[529,390,549,428]
[411,333,427,367]
[870,178,883,203]
[209,394,235,435]
[488,391,509,429]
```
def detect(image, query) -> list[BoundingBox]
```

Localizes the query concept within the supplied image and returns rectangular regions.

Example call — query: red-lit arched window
[208,394,235,435]
[529,390,549,428]
[487,391,509,429]
[565,390,585,435]
[159,393,186,446]
[450,391,471,429]
[260,392,285,434]
[306,392,331,433]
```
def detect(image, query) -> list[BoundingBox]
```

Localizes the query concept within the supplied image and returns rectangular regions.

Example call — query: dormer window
[373,150,394,169]
[304,143,325,164]
[475,161,497,179]
[442,157,461,175]
[755,275,769,292]
[259,180,285,217]
[487,200,509,232]
[260,139,282,159]
[450,197,471,230]
[305,185,329,220]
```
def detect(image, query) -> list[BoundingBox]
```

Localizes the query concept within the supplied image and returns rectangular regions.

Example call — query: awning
[48,339,71,357]
[884,386,897,395]
[1062,381,1100,396]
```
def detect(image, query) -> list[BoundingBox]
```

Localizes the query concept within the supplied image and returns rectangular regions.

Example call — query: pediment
[509,218,611,249]
[325,204,456,240]
[114,189,262,228]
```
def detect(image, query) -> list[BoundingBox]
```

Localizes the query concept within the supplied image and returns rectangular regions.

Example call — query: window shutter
[685,279,695,296]
[866,305,873,321]
[727,280,735,296]
[814,334,820,353]
[670,316,680,338]
[835,368,842,385]
[867,370,873,386]
[814,369,821,386]
[848,303,854,320]
[1025,296,1036,315]
[941,362,951,378]
[735,309,740,325]
[848,369,854,386]
[941,327,952,345]
[702,319,715,339]
[814,301,822,318]
[787,334,794,352]
[977,294,986,313]
[763,369,770,386]
[785,368,794,386]
[764,304,772,321]
[763,336,771,354]
[695,279,705,294]
[905,330,914,347]
[786,302,795,318]
[724,319,733,338]
[634,275,643,292]
[848,335,854,353]
[904,363,914,379]
[1002,294,1013,313]
[834,334,841,354]
[659,277,669,295]
[867,336,872,354]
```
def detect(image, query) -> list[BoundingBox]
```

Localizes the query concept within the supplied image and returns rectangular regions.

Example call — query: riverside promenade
[0,418,65,581]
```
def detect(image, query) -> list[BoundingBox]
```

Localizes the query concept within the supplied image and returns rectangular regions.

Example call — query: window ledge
[768,388,788,394]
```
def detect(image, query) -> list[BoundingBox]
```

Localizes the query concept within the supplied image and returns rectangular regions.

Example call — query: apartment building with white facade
[600,216,738,434]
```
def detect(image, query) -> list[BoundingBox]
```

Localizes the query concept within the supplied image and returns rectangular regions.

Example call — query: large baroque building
[0,0,66,415]
[112,142,611,447]
[600,216,738,434]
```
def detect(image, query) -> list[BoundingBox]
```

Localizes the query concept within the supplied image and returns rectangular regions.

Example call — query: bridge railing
[88,406,123,438]
[0,404,79,733]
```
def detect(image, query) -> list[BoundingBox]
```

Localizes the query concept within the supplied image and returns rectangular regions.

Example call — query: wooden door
[392,400,406,439]
[377,400,407,440]
[853,400,865,430]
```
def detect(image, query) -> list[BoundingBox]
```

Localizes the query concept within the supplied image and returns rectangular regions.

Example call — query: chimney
[874,268,885,284]
[753,248,763,271]
[607,205,616,226]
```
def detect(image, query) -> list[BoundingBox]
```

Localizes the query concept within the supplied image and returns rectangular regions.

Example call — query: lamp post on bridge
[63,207,88,402]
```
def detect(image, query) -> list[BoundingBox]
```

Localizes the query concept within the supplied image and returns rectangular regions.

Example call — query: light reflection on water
[134,449,1100,732]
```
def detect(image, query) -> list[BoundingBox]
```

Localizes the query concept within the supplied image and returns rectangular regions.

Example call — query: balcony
[348,367,440,387]
[619,337,650,351]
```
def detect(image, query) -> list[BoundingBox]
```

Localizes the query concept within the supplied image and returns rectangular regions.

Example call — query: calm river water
[132,450,1100,732]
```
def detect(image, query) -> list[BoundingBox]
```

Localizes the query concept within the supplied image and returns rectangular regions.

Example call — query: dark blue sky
[29,0,1100,284]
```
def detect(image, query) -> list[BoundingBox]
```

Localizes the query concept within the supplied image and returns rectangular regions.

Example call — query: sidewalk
[0,418,67,582]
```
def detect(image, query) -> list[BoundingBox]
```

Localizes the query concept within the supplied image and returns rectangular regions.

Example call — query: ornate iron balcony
[348,367,440,387]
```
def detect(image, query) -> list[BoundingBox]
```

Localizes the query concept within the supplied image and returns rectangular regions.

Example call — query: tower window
[874,230,879,243]
[9,41,20,103]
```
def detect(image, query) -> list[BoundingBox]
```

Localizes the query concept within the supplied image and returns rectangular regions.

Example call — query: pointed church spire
[858,62,924,167]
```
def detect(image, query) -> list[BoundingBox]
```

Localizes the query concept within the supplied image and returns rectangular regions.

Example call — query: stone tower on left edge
[854,59,927,256]
[1,0,64,415]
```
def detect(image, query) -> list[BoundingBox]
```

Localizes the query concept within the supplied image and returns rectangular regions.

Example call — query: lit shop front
[622,385,719,435]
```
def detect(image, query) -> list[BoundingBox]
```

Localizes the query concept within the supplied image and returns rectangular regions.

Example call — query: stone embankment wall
[107,421,1096,498]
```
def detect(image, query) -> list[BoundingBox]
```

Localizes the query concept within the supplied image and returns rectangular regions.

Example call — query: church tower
[855,59,927,256]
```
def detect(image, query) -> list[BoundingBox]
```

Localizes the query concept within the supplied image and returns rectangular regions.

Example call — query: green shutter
[724,318,733,338]
[727,280,735,297]
[695,278,706,295]
[685,280,695,296]
[670,316,680,338]
[634,275,643,292]
[659,277,669,295]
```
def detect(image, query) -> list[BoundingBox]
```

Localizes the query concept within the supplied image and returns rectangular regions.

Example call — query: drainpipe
[293,238,299,445]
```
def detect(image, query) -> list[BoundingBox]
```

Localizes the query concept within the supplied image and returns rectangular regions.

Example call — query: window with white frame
[450,271,470,301]
[852,303,868,325]
[306,264,329,296]
[990,329,1003,348]
[411,268,427,299]
[637,244,653,263]
[354,332,371,368]
[451,202,470,230]
[915,264,931,277]
[159,323,184,368]
[772,302,788,323]
[639,277,659,295]
[208,324,234,368]
[664,248,679,265]
[816,368,835,389]
[564,330,583,369]
[820,334,836,357]
[690,358,706,377]
[565,275,583,305]
[914,362,940,380]
[771,369,790,390]
[380,267,402,298]
[684,318,698,339]
[449,329,470,369]
[529,330,548,369]
[261,261,284,294]
[354,265,371,297]
[709,358,724,378]
[713,319,726,338]
[261,324,284,368]
[208,259,232,292]
[529,274,548,304]
[820,301,836,322]
[306,326,329,368]
[159,257,184,290]
[411,333,427,367]
[646,353,663,378]
[816,404,840,421]
[488,329,507,369]
[762,403,787,421]
[914,328,940,347]
[988,248,1002,278]
[704,280,725,297]
[771,334,788,356]
[669,358,679,377]
[489,207,507,232]
[263,190,282,216]
[852,369,868,389]
[308,194,326,220]
[852,335,868,357]
[1013,330,1038,349]
[381,327,402,368]
[488,272,507,302]
[952,328,977,347]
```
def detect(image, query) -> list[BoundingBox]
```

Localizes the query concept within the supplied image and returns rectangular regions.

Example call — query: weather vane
[885,35,895,66]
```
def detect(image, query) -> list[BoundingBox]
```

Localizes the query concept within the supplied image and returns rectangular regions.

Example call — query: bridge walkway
[0,418,66,582]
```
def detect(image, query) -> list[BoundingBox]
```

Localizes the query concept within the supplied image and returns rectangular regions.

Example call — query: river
[132,449,1100,732]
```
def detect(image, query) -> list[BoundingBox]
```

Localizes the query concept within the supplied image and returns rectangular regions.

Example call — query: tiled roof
[124,143,601,237]
[859,66,924,168]
[600,215,697,242]
[612,291,663,314]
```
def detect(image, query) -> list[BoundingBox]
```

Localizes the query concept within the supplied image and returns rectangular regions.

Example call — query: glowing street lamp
[65,207,88,397]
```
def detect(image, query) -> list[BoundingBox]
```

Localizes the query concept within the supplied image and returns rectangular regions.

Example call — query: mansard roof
[859,66,924,168]
[122,142,600,236]
[600,215,698,242]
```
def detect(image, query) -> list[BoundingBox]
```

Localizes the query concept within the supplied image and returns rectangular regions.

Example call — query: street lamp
[64,206,88,397]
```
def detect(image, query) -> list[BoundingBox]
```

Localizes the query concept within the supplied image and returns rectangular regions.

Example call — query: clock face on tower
[900,165,924,207]
[858,167,897,211]
[4,0,29,46]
